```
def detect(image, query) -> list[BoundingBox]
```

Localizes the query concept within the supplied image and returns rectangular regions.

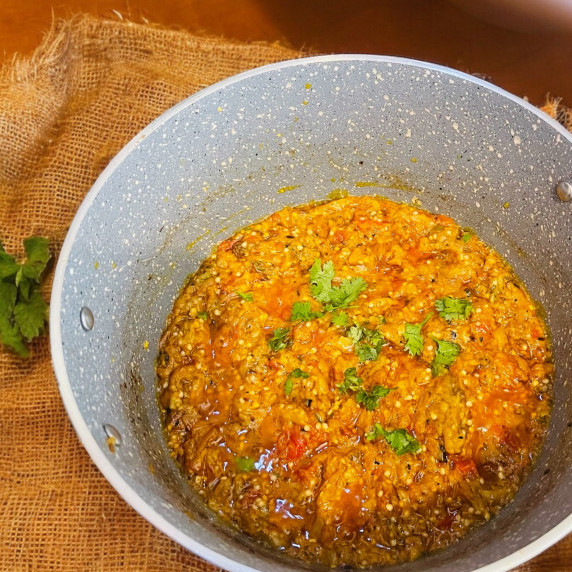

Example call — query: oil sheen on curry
[156,195,553,568]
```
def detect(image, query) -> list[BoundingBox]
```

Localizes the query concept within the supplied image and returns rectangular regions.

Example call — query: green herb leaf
[331,311,349,327]
[355,385,393,411]
[13,291,48,341]
[350,324,386,362]
[291,301,321,321]
[21,237,51,282]
[461,229,474,243]
[366,423,421,455]
[326,277,367,310]
[337,367,363,394]
[431,338,461,376]
[284,377,294,396]
[309,259,335,304]
[236,291,254,302]
[435,296,473,321]
[284,368,309,396]
[356,343,379,362]
[0,282,28,356]
[0,237,50,356]
[0,249,19,280]
[235,456,256,472]
[403,312,433,356]
[197,311,208,320]
[268,327,291,352]
[309,259,367,311]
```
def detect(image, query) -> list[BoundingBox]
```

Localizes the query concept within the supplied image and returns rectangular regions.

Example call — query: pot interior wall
[56,56,572,572]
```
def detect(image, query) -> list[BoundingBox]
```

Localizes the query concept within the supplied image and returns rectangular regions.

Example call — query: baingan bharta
[156,195,553,568]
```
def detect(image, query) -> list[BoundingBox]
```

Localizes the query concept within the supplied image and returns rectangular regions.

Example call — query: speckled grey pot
[50,55,572,572]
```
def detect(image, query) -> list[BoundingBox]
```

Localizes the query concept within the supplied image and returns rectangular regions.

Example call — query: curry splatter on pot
[50,55,572,572]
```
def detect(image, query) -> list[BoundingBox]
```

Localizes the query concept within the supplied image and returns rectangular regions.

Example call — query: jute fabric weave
[0,13,570,572]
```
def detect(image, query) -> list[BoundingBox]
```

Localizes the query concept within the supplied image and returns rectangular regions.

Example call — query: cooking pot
[50,55,572,572]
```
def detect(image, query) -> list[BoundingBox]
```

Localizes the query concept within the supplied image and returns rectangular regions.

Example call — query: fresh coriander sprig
[337,367,363,394]
[331,311,349,327]
[284,368,309,396]
[435,296,473,321]
[268,327,291,352]
[0,237,51,357]
[235,291,254,302]
[338,367,393,411]
[290,301,322,322]
[355,385,394,411]
[365,423,421,455]
[431,337,461,376]
[349,323,386,362]
[309,259,367,311]
[403,312,433,356]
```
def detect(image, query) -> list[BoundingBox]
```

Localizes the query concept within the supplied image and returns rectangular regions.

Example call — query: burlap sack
[0,13,570,572]
[0,15,302,571]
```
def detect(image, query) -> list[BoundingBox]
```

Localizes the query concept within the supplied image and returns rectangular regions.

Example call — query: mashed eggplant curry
[156,195,553,568]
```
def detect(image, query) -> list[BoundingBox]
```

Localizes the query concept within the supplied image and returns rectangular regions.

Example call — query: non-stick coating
[51,55,572,572]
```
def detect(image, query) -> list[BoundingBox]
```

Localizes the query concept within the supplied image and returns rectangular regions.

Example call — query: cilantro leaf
[235,291,253,302]
[355,385,393,411]
[13,291,48,341]
[0,282,27,356]
[0,237,50,356]
[403,312,433,356]
[326,277,367,310]
[462,231,473,243]
[350,323,386,362]
[366,423,420,455]
[284,368,309,396]
[291,301,321,321]
[435,296,473,321]
[235,456,256,472]
[197,311,208,320]
[309,259,367,311]
[21,237,51,282]
[268,327,291,352]
[337,367,363,394]
[431,338,461,376]
[348,324,364,344]
[356,343,379,362]
[331,311,349,327]
[309,259,335,303]
[0,249,19,280]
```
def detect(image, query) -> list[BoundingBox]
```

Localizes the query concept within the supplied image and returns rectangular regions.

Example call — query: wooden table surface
[0,1,570,571]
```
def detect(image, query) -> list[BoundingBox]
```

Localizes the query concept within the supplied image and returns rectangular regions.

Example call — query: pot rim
[50,53,572,572]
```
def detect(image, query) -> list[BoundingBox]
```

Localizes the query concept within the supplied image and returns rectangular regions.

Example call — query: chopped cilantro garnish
[337,367,363,394]
[0,237,51,357]
[284,368,309,396]
[331,311,349,327]
[366,423,421,455]
[461,228,474,243]
[435,296,473,321]
[355,385,393,411]
[290,300,322,321]
[403,312,433,356]
[268,327,291,352]
[197,311,208,320]
[349,323,386,362]
[235,291,254,301]
[309,259,335,304]
[431,337,461,376]
[325,277,367,311]
[235,456,256,472]
[309,259,367,311]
